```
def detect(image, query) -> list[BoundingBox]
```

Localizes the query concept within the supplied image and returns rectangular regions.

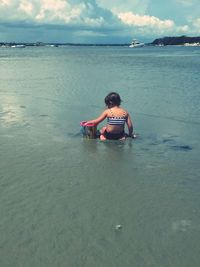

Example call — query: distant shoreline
[1,36,200,47]
[151,36,200,46]
[0,42,130,47]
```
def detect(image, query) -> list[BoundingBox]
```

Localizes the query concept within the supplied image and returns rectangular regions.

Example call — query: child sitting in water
[85,92,135,140]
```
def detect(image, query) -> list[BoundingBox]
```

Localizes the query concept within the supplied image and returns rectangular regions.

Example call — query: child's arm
[126,113,134,137]
[86,110,107,126]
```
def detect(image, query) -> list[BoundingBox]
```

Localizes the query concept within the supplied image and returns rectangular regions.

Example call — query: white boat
[184,42,200,47]
[129,39,144,48]
[11,44,26,48]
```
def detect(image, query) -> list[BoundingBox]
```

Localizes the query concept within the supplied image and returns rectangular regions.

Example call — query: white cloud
[117,11,195,37]
[35,1,78,23]
[0,0,11,6]
[192,18,200,27]
[0,0,199,43]
[18,1,34,16]
[0,0,112,27]
[177,25,190,32]
[84,16,105,27]
[191,18,200,33]
[118,12,174,29]
[35,0,69,21]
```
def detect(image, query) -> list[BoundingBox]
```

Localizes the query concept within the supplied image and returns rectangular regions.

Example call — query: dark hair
[104,92,122,108]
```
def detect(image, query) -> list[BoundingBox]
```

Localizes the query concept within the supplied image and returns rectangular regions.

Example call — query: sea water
[0,45,200,267]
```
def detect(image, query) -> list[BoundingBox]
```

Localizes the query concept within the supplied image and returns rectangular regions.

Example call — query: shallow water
[0,46,200,267]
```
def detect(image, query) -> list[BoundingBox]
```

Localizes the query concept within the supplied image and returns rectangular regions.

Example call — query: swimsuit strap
[109,108,127,118]
[122,110,127,117]
[109,108,115,117]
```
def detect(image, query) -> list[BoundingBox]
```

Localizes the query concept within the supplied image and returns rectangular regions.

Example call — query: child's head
[104,92,122,108]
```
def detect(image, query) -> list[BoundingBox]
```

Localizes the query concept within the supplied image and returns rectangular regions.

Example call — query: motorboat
[129,39,144,48]
[184,42,200,46]
[11,44,26,48]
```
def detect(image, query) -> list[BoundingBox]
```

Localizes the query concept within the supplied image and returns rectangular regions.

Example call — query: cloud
[0,0,11,5]
[117,11,196,38]
[177,25,190,32]
[0,0,123,42]
[191,18,200,33]
[18,1,34,16]
[34,0,83,24]
[0,0,199,43]
[97,0,150,14]
[118,12,174,29]
[0,0,118,28]
[193,18,200,27]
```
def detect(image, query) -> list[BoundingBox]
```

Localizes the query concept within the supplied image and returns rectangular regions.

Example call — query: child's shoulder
[120,107,129,115]
[121,107,127,111]
[104,108,110,114]
[101,109,110,117]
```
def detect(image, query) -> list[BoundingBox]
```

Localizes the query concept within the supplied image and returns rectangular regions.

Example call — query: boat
[11,44,26,48]
[184,42,200,47]
[129,39,144,48]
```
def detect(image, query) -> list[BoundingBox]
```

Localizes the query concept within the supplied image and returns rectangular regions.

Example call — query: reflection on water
[0,95,25,126]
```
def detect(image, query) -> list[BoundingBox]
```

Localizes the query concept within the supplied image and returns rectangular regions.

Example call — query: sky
[0,0,200,43]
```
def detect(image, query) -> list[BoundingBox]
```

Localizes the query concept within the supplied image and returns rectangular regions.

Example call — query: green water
[0,46,200,267]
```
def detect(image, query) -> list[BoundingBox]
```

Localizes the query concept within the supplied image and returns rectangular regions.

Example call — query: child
[85,92,135,140]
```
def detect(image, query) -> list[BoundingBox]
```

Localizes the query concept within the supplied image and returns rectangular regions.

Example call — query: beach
[0,45,200,267]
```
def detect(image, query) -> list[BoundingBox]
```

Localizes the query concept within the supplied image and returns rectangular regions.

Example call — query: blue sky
[0,0,200,43]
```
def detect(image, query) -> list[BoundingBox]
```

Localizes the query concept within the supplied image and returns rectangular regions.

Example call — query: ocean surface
[0,45,200,267]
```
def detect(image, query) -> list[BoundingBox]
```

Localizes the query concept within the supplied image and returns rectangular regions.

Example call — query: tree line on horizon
[0,36,200,46]
[152,36,200,45]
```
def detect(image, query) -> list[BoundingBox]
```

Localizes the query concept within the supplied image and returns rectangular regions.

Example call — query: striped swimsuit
[105,109,127,140]
[107,109,127,126]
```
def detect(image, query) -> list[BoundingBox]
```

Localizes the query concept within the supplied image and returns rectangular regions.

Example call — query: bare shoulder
[103,109,110,115]
[121,108,129,116]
